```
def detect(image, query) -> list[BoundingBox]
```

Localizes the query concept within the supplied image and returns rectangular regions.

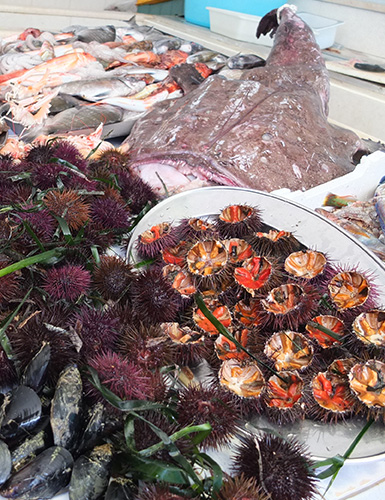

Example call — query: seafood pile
[134,204,385,425]
[316,178,385,262]
[0,20,226,140]
[125,7,368,195]
[0,143,324,499]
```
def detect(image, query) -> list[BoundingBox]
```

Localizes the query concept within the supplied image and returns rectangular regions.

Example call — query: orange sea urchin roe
[264,331,313,371]
[261,283,303,316]
[140,222,171,244]
[312,371,354,412]
[234,299,264,327]
[220,204,254,223]
[349,360,385,408]
[162,265,196,296]
[305,315,345,348]
[353,310,385,347]
[219,359,265,398]
[234,256,273,296]
[193,299,232,335]
[328,271,369,309]
[187,240,228,277]
[265,371,304,409]
[215,329,250,361]
[284,250,326,279]
[222,239,254,264]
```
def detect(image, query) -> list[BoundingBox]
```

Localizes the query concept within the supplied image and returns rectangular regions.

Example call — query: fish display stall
[0,5,385,500]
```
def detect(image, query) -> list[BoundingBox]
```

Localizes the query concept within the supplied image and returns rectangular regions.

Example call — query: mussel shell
[105,476,136,499]
[50,365,82,451]
[77,403,121,455]
[69,443,113,500]
[0,445,73,499]
[21,343,51,393]
[11,429,51,473]
[0,439,11,485]
[0,386,42,442]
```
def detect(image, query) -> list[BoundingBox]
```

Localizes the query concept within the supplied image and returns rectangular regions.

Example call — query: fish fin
[256,9,279,38]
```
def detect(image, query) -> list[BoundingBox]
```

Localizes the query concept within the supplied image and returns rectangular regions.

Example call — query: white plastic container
[207,8,344,49]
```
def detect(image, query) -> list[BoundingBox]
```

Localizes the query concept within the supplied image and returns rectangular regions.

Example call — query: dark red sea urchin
[233,433,317,500]
[71,307,120,362]
[216,204,263,239]
[91,197,130,230]
[88,350,154,403]
[131,269,181,325]
[0,254,21,304]
[176,384,240,449]
[43,264,91,301]
[93,255,133,301]
[117,171,157,214]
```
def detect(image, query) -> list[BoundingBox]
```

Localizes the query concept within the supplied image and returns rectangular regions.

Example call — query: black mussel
[77,402,121,455]
[105,476,136,499]
[0,386,42,442]
[21,342,51,393]
[0,440,11,485]
[69,443,113,500]
[0,347,18,395]
[11,429,51,473]
[50,365,82,452]
[0,445,73,499]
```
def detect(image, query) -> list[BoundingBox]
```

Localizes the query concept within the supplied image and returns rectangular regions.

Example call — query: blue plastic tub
[184,0,282,28]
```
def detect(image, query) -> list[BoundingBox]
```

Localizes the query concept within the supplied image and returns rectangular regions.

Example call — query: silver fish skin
[227,53,265,69]
[76,25,116,44]
[152,37,182,54]
[186,50,222,63]
[107,66,169,82]
[58,77,146,102]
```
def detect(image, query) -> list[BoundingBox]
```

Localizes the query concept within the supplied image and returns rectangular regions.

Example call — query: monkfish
[124,6,367,194]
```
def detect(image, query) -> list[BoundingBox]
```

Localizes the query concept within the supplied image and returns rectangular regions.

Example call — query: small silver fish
[58,77,146,102]
[186,50,223,64]
[152,37,181,55]
[227,53,265,70]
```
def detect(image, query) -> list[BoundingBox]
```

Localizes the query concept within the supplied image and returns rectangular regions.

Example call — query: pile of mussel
[0,350,129,499]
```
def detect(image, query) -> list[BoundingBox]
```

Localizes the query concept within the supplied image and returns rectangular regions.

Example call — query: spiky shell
[176,217,217,242]
[176,384,240,449]
[264,331,313,372]
[234,255,283,297]
[216,204,262,239]
[193,298,232,335]
[186,239,229,285]
[222,238,255,264]
[249,229,303,259]
[328,271,370,310]
[136,223,177,259]
[233,433,317,500]
[310,370,355,421]
[93,255,133,301]
[217,474,268,500]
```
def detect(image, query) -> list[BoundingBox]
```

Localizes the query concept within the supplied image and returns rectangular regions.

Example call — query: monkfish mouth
[129,152,241,194]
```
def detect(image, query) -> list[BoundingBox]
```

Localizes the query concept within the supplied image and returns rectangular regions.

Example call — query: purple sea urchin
[88,350,154,403]
[250,229,303,259]
[15,206,56,244]
[9,306,78,384]
[131,269,181,325]
[43,264,91,301]
[71,307,120,362]
[216,204,262,239]
[0,255,21,303]
[53,140,88,172]
[119,323,175,370]
[117,171,157,214]
[136,484,186,500]
[91,197,130,230]
[93,255,133,301]
[233,433,317,500]
[176,384,240,449]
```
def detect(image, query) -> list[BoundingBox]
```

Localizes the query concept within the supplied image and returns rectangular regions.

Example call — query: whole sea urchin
[43,264,91,301]
[218,474,268,500]
[131,269,181,325]
[44,189,90,231]
[88,350,154,403]
[233,433,317,500]
[176,384,240,449]
[93,255,133,301]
